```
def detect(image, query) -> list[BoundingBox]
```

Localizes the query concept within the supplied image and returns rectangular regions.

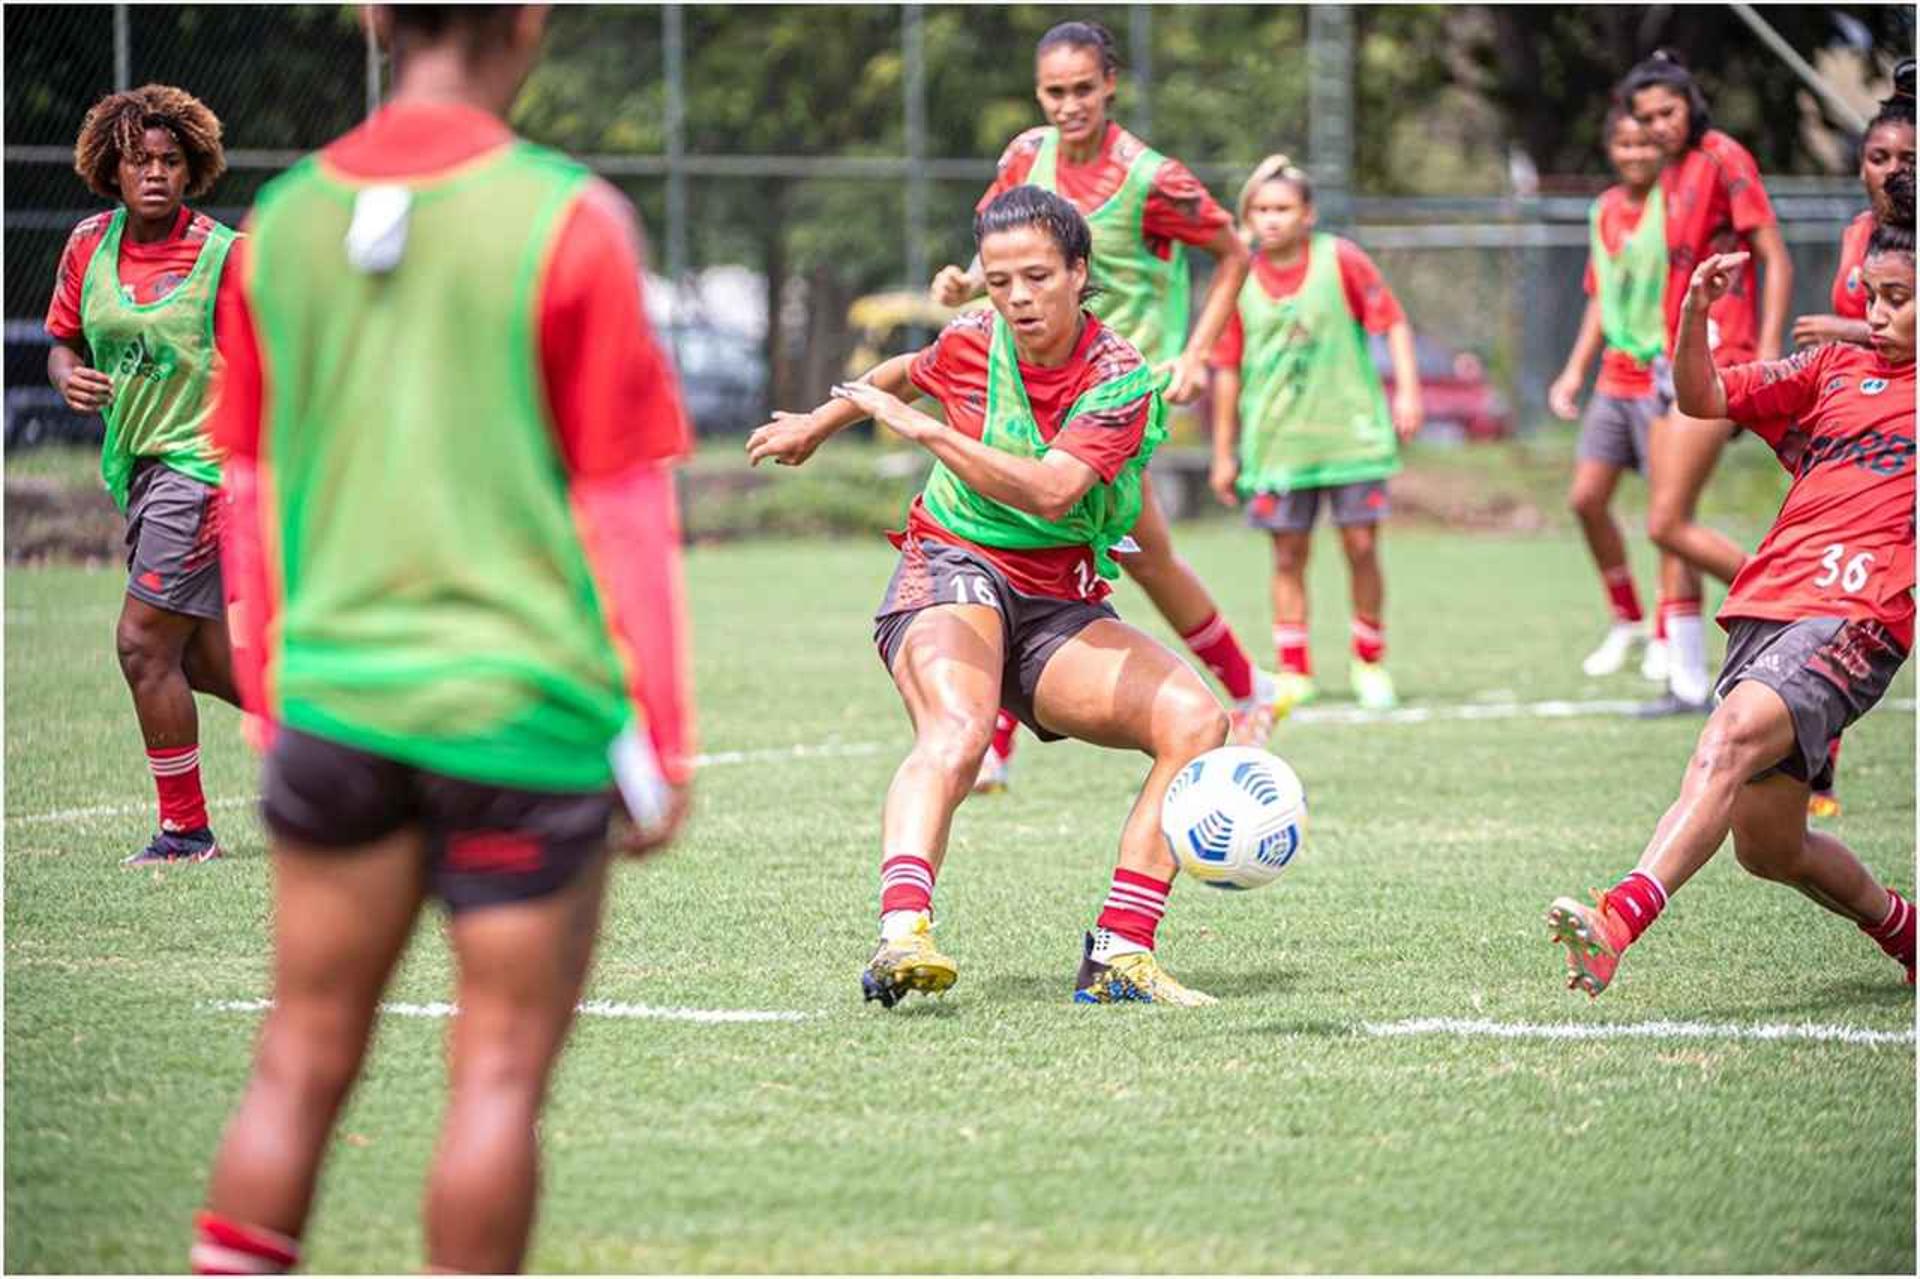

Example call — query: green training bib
[1589,186,1668,367]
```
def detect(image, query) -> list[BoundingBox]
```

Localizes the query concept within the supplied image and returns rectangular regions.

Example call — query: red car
[1369,332,1514,442]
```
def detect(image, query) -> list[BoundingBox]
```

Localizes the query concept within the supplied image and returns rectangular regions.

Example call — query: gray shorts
[1575,392,1663,473]
[124,459,224,620]
[872,539,1115,742]
[1715,616,1908,791]
[1245,479,1389,533]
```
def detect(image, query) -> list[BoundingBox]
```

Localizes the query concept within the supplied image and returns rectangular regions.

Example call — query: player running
[1788,62,1912,819]
[46,84,240,866]
[1546,177,1917,999]
[1622,50,1793,716]
[1548,107,1683,683]
[1206,155,1423,711]
[193,7,694,1273]
[751,185,1229,1008]
[931,19,1269,788]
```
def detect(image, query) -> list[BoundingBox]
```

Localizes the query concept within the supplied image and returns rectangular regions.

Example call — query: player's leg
[182,612,241,708]
[116,594,220,864]
[1567,455,1647,676]
[1809,738,1842,819]
[1334,485,1396,710]
[423,791,614,1273]
[1262,495,1317,714]
[1029,617,1229,1006]
[1643,412,1744,710]
[1121,475,1273,725]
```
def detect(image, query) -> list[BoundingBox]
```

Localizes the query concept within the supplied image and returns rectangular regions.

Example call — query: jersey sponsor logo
[1824,375,1848,394]
[1798,429,1915,479]
[1861,377,1889,396]
[111,332,178,385]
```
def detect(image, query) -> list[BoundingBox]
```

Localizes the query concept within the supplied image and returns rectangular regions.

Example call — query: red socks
[1861,889,1915,977]
[1273,623,1310,677]
[1350,613,1385,664]
[149,744,209,832]
[1179,612,1255,701]
[1096,868,1171,950]
[191,1212,298,1275]
[1606,870,1668,945]
[989,710,1018,760]
[880,855,935,917]
[1602,565,1644,624]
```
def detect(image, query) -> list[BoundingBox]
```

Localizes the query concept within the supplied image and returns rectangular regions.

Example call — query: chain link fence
[2,3,1875,450]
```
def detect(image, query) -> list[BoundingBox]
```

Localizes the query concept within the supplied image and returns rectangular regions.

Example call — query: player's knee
[1645,504,1685,554]
[1158,687,1228,759]
[1690,712,1772,783]
[916,714,992,785]
[1731,825,1800,883]
[114,618,172,685]
[1271,543,1307,576]
[256,1008,364,1103]
[1567,486,1607,524]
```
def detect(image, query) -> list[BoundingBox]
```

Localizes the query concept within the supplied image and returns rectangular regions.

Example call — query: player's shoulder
[940,307,997,344]
[181,209,230,245]
[1593,183,1630,214]
[1081,315,1148,385]
[63,209,114,250]
[1000,126,1050,165]
[1698,128,1760,172]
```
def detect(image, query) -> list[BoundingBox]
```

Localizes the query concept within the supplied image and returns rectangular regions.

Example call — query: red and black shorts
[1715,616,1908,792]
[261,727,615,913]
[872,538,1114,742]
[124,459,224,620]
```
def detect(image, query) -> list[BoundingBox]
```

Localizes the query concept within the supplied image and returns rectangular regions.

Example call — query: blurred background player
[193,6,694,1273]
[751,186,1229,1008]
[1547,194,1917,999]
[931,19,1268,789]
[45,84,239,866]
[1548,107,1681,684]
[1206,155,1423,712]
[1787,59,1913,819]
[1622,50,1793,716]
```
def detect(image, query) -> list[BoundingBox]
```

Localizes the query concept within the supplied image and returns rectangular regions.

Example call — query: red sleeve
[1207,308,1245,370]
[1334,239,1404,334]
[909,313,989,402]
[1141,157,1233,249]
[1709,133,1777,234]
[1053,388,1151,484]
[1720,346,1823,442]
[538,180,691,478]
[207,237,263,459]
[44,218,106,341]
[978,133,1041,213]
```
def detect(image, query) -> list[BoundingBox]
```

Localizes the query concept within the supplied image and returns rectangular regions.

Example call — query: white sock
[1090,927,1148,964]
[1667,612,1710,702]
[881,909,928,942]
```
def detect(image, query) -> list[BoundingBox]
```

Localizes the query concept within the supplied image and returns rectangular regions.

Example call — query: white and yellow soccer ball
[1160,745,1306,890]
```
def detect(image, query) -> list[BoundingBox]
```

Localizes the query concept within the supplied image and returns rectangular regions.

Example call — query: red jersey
[980,123,1231,260]
[1717,343,1915,648]
[1830,210,1875,321]
[1659,129,1778,365]
[903,308,1152,601]
[44,205,224,341]
[1581,185,1659,398]
[1208,237,1405,370]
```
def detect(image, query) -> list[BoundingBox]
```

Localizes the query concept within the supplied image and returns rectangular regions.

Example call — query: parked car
[658,320,767,436]
[1369,331,1513,442]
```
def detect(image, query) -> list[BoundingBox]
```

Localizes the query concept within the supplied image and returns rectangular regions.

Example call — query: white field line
[11,696,1914,827]
[1362,1016,1915,1047]
[208,998,813,1024]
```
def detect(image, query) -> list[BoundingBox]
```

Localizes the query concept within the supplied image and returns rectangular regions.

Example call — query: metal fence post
[1307,6,1353,227]
[113,4,130,91]
[1129,5,1152,139]
[364,15,381,116]
[904,4,927,295]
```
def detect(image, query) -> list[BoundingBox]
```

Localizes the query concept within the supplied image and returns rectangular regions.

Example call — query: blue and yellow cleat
[860,916,957,1008]
[1072,932,1217,1006]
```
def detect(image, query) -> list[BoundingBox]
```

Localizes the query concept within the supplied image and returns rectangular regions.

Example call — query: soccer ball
[1160,746,1306,890]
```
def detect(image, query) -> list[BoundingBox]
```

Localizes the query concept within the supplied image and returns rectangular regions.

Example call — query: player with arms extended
[1546,171,1918,999]
[751,186,1229,1008]
[1208,154,1423,712]
[192,6,694,1273]
[931,20,1271,786]
[46,84,240,866]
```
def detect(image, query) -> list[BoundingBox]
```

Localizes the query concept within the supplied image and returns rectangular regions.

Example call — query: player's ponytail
[1619,48,1712,147]
[1235,154,1314,231]
[1866,166,1915,261]
[1035,19,1121,78]
[974,184,1098,302]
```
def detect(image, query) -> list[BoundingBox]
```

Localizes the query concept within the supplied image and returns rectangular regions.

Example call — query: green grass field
[5,519,1915,1273]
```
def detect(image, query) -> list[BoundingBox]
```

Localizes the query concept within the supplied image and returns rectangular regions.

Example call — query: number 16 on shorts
[953,574,998,607]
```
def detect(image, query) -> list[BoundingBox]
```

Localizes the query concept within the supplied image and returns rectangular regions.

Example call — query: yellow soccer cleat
[1807,790,1841,820]
[1269,670,1318,721]
[861,915,957,1008]
[1073,934,1217,1006]
[1350,659,1399,712]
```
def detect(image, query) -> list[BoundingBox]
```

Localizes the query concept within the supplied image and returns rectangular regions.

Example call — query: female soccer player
[931,20,1268,785]
[1548,108,1681,683]
[1206,155,1423,711]
[752,185,1229,1009]
[1622,50,1793,715]
[193,7,694,1273]
[45,84,239,866]
[1788,63,1912,818]
[1547,174,1917,999]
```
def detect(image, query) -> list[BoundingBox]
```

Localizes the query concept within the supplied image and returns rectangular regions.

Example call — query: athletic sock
[1602,565,1644,624]
[1350,612,1385,665]
[1094,868,1171,952]
[1651,600,1669,643]
[191,1212,299,1275]
[1860,888,1915,974]
[1606,869,1668,946]
[1180,611,1256,701]
[1272,623,1311,677]
[989,709,1018,761]
[879,855,935,921]
[1664,599,1709,702]
[149,745,209,833]
[1088,925,1148,963]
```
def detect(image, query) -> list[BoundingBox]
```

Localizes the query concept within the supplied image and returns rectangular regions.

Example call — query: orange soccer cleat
[1546,891,1633,998]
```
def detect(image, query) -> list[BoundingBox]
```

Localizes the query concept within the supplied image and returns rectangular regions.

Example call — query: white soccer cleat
[1581,622,1648,678]
[971,742,1011,794]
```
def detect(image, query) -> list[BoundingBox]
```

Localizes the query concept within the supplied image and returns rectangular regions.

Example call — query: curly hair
[72,84,226,202]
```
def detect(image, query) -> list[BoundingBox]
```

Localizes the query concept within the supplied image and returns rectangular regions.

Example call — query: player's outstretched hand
[1391,387,1424,443]
[1208,453,1240,508]
[57,367,114,413]
[746,411,826,468]
[1684,252,1749,313]
[1547,370,1582,421]
[1160,351,1208,405]
[610,782,690,859]
[930,264,977,308]
[831,381,934,442]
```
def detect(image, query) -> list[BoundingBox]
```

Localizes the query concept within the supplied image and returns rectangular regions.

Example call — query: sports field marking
[1362,1016,1916,1046]
[208,998,814,1024]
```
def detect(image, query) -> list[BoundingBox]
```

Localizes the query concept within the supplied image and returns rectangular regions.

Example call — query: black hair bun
[1894,57,1915,100]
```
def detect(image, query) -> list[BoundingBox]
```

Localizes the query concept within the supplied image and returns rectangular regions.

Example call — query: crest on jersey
[1861,377,1889,396]
[1846,266,1862,296]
